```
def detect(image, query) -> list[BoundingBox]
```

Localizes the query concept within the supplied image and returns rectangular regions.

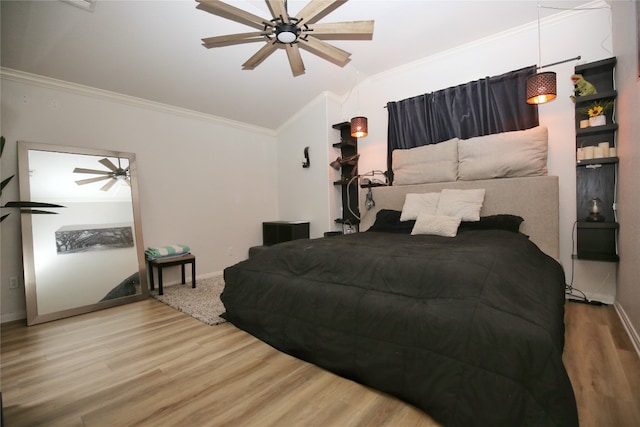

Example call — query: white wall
[276,93,338,238]
[276,92,354,237]
[610,0,640,350]
[337,2,617,302]
[1,73,279,322]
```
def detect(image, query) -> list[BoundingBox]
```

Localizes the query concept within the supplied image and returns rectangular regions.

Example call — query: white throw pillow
[458,126,548,181]
[400,192,441,221]
[435,188,486,222]
[411,213,461,237]
[393,137,459,185]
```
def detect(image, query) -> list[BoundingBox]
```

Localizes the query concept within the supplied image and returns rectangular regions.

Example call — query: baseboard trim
[614,302,640,358]
[1,311,26,324]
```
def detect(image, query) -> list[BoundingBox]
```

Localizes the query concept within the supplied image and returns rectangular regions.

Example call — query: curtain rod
[382,56,581,109]
[538,55,581,70]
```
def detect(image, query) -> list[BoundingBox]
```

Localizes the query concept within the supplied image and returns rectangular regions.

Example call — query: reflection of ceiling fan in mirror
[73,158,130,192]
[196,0,374,76]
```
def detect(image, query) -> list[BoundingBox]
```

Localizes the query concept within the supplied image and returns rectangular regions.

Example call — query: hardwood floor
[1,299,639,426]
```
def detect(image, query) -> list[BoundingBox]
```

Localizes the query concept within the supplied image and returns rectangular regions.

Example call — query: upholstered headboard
[359,175,559,259]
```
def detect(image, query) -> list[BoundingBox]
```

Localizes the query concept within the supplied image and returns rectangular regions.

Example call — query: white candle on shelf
[594,147,605,158]
[609,147,617,157]
[583,146,594,159]
[577,148,585,161]
[598,142,610,152]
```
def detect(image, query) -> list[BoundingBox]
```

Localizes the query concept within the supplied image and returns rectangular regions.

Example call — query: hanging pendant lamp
[526,4,556,105]
[351,116,368,138]
[526,71,557,104]
[350,70,368,138]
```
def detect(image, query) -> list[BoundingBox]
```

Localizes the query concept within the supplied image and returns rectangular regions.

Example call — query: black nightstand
[262,221,310,246]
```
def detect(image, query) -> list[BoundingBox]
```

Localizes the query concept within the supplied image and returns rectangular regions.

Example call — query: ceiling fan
[196,0,374,76]
[73,158,130,192]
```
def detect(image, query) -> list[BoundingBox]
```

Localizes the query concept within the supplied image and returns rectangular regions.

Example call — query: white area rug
[151,275,226,325]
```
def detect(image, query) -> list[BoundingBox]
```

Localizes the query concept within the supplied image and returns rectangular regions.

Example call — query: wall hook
[302,146,310,168]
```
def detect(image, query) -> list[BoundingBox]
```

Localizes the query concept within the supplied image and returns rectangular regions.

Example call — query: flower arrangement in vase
[580,99,614,127]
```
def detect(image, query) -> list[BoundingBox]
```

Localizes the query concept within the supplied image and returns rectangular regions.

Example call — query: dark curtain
[387,66,539,183]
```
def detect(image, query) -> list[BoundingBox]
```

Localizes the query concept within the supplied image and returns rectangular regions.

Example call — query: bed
[221,174,578,426]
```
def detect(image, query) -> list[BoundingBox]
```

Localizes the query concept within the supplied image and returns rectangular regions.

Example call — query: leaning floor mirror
[18,141,147,325]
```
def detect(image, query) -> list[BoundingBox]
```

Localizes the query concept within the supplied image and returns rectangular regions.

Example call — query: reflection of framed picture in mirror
[55,225,134,254]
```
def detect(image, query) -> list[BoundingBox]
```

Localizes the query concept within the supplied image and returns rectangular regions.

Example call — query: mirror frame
[18,141,148,325]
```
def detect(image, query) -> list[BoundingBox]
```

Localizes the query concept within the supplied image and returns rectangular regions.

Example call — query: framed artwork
[56,225,134,254]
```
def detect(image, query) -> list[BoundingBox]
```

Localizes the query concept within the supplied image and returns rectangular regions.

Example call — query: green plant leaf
[3,201,65,208]
[1,174,15,196]
[0,213,9,222]
[20,209,60,215]
[0,136,5,158]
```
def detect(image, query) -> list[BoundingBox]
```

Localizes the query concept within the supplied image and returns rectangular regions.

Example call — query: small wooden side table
[147,253,196,296]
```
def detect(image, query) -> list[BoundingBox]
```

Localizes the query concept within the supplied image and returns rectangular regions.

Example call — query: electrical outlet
[9,277,19,289]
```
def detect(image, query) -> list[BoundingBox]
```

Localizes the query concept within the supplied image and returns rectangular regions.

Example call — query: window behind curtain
[386,66,539,184]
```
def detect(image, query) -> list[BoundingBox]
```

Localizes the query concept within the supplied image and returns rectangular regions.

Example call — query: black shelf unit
[576,222,619,262]
[332,122,359,228]
[574,57,618,262]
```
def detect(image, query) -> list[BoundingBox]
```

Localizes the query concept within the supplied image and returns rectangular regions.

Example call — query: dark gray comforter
[222,230,578,426]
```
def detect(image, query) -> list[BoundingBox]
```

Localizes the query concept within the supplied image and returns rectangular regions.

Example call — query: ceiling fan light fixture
[526,71,557,104]
[351,116,368,138]
[276,23,298,43]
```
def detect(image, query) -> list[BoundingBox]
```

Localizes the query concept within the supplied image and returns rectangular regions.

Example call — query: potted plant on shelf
[581,99,614,127]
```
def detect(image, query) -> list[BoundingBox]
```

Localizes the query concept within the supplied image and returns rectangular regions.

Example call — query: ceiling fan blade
[73,167,111,175]
[75,176,112,185]
[298,36,351,67]
[242,42,279,70]
[99,158,118,172]
[196,0,272,30]
[307,20,374,40]
[295,0,347,25]
[202,32,269,48]
[266,0,289,22]
[100,179,117,192]
[285,43,305,77]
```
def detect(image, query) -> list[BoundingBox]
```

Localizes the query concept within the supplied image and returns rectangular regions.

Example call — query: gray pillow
[393,137,458,185]
[458,126,548,181]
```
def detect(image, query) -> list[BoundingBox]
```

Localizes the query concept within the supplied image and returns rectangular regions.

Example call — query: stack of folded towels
[145,244,190,260]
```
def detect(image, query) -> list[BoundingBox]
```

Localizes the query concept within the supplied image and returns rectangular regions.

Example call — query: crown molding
[0,67,276,137]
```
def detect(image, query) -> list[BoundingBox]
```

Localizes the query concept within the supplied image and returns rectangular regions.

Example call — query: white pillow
[393,137,459,185]
[435,188,486,222]
[458,126,548,181]
[411,213,461,237]
[400,192,441,221]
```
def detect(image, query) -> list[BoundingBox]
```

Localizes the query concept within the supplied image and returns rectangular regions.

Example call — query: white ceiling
[1,0,593,130]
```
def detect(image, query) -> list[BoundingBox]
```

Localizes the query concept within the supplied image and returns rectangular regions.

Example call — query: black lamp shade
[526,71,557,104]
[351,116,368,138]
